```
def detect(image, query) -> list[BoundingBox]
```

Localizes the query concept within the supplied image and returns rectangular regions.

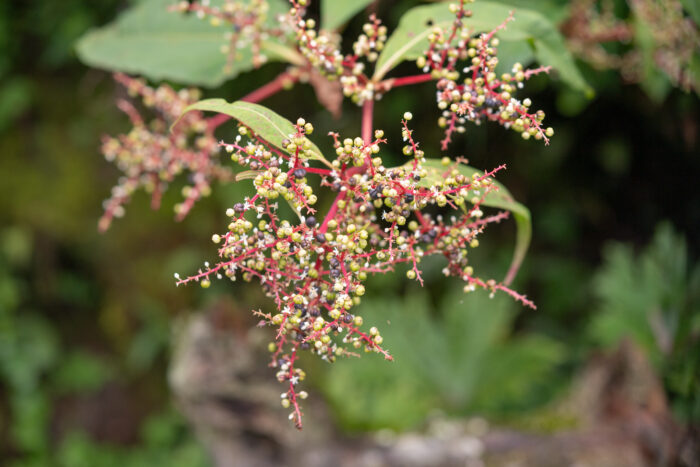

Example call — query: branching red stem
[361,98,374,144]
[208,71,299,131]
[382,73,433,88]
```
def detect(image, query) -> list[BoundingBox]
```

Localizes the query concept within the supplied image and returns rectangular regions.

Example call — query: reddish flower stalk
[383,73,434,89]
[361,98,374,144]
[96,0,556,430]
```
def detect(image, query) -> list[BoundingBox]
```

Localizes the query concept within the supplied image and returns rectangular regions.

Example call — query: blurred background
[0,0,698,466]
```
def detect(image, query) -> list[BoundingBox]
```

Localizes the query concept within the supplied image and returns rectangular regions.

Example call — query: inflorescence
[174,114,535,428]
[172,0,287,73]
[99,73,230,231]
[98,0,553,429]
[419,1,554,148]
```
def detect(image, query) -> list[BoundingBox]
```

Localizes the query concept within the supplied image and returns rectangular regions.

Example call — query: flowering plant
[78,0,586,428]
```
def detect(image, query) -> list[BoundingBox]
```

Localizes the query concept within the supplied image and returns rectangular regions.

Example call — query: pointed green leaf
[176,99,328,164]
[321,0,374,31]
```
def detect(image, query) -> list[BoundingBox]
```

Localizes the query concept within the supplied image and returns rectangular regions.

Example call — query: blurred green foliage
[321,289,565,431]
[0,227,208,466]
[589,223,700,421]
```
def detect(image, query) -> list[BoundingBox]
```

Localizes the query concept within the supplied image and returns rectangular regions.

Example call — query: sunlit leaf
[176,99,328,164]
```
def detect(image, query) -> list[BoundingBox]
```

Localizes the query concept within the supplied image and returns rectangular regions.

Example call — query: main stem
[207,71,298,131]
[322,99,374,233]
[382,73,433,89]
[361,98,374,144]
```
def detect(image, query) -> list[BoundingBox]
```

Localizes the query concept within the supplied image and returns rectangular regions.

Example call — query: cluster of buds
[288,1,388,104]
[290,13,345,78]
[173,0,286,72]
[417,1,553,149]
[175,113,535,428]
[352,15,388,63]
[98,73,230,231]
[94,0,555,430]
[340,15,388,104]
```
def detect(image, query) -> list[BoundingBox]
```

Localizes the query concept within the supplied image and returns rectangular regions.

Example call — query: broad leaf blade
[374,1,590,94]
[403,159,531,284]
[176,99,328,163]
[75,0,295,87]
[321,0,374,31]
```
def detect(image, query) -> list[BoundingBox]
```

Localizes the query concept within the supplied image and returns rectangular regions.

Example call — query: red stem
[345,99,375,180]
[319,191,344,233]
[208,71,298,131]
[384,73,433,88]
[305,167,332,176]
[361,98,374,144]
[242,71,296,102]
[415,211,430,231]
[319,99,374,233]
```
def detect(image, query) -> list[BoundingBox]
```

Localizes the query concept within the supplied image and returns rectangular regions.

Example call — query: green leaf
[75,0,298,87]
[374,1,591,94]
[322,289,563,428]
[321,0,374,31]
[440,289,512,406]
[471,334,565,413]
[487,0,571,24]
[493,39,535,75]
[321,293,438,431]
[589,223,700,369]
[402,158,531,284]
[176,99,329,164]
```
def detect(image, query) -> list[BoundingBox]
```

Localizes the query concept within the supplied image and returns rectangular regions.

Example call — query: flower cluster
[352,15,387,63]
[98,73,229,231]
[175,113,535,428]
[173,0,286,72]
[288,1,388,104]
[288,0,553,145]
[417,1,553,149]
[97,0,552,429]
